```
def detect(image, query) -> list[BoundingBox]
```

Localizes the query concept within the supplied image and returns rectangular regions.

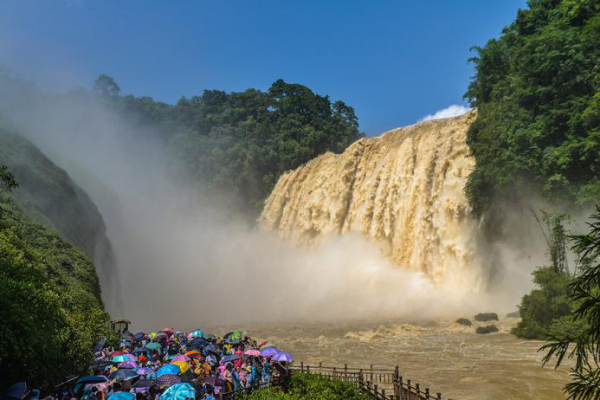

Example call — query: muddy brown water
[206,318,569,400]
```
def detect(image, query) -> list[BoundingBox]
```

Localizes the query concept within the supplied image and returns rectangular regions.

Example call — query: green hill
[0,181,112,387]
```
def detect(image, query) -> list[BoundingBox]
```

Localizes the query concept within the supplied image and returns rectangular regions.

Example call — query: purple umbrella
[135,367,155,375]
[118,360,139,369]
[156,374,180,388]
[272,352,293,362]
[260,348,279,357]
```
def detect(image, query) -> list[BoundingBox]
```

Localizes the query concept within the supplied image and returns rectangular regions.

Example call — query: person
[261,357,271,385]
[203,386,215,400]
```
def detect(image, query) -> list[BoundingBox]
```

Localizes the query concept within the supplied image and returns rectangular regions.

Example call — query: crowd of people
[4,327,293,400]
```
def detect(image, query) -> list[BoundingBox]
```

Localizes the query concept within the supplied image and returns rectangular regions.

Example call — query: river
[207,317,569,400]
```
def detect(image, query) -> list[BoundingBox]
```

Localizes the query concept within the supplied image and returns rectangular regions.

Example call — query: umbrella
[229,331,243,342]
[108,369,138,381]
[75,376,109,385]
[1,382,27,400]
[244,349,261,357]
[145,343,161,350]
[171,355,191,363]
[184,350,201,357]
[156,374,180,388]
[157,364,180,377]
[112,351,125,356]
[112,355,131,363]
[191,329,205,338]
[132,379,156,389]
[272,352,293,362]
[133,332,146,340]
[94,338,106,353]
[260,348,279,357]
[204,333,216,340]
[204,345,219,354]
[161,327,175,333]
[161,383,195,400]
[118,360,139,369]
[135,367,155,375]
[107,392,135,400]
[74,377,108,396]
[171,361,190,374]
[220,354,241,363]
[202,376,226,387]
[54,375,78,388]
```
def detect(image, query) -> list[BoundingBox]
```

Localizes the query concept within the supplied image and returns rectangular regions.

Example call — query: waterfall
[261,112,481,285]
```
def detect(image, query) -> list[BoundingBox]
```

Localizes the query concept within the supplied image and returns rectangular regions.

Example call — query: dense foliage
[541,206,600,399]
[0,183,113,387]
[512,266,574,339]
[245,374,367,400]
[97,77,363,215]
[465,0,599,216]
[513,212,576,339]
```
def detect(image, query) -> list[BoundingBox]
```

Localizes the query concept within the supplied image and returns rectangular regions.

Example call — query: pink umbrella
[171,355,191,363]
[244,349,261,357]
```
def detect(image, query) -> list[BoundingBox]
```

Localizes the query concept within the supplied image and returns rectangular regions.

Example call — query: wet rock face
[455,318,472,326]
[474,313,499,322]
[261,112,480,283]
[476,325,499,334]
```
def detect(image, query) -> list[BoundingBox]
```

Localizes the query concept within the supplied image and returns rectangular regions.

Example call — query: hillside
[0,128,119,306]
[0,187,112,386]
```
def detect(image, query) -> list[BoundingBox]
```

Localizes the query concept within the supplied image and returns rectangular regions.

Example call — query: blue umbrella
[109,369,138,381]
[220,355,241,363]
[157,364,180,377]
[191,329,205,338]
[204,344,219,354]
[133,332,146,341]
[1,382,27,400]
[107,392,135,400]
[161,383,196,400]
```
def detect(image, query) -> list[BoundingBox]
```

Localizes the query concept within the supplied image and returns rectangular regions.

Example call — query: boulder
[476,325,499,334]
[455,318,472,326]
[506,311,521,318]
[474,313,499,322]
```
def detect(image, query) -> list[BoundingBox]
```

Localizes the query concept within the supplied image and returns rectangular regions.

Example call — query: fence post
[307,365,310,374]
[344,363,348,381]
[416,383,420,396]
[382,389,386,399]
[370,364,374,382]
[301,361,304,373]
[437,393,442,400]
[425,388,430,399]
[319,361,322,375]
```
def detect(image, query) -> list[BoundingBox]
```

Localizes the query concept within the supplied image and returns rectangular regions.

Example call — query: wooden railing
[292,362,453,400]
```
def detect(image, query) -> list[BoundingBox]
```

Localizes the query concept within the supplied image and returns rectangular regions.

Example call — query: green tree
[93,74,121,97]
[513,211,574,339]
[0,165,18,191]
[465,0,600,217]
[541,206,600,399]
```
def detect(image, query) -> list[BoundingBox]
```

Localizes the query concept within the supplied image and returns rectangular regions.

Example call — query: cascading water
[261,111,481,286]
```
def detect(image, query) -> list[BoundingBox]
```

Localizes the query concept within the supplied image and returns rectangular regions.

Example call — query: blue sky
[0,0,526,135]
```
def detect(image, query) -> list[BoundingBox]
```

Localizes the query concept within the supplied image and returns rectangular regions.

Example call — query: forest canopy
[465,0,599,217]
[98,77,363,215]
